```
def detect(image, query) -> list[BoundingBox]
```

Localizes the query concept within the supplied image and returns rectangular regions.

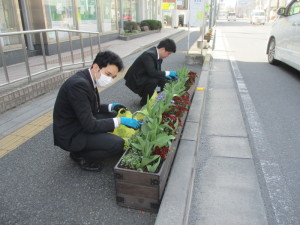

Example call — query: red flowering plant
[154,146,169,160]
[185,71,198,90]
[161,113,181,136]
[166,92,190,118]
[120,68,198,173]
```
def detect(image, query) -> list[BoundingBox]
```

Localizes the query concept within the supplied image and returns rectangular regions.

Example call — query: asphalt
[0,27,269,225]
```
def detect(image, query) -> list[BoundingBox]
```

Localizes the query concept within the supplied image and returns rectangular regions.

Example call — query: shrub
[140,20,162,30]
[123,21,139,32]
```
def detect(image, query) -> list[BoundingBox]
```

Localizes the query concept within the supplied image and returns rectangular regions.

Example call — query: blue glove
[166,71,178,80]
[120,117,141,130]
[111,103,127,112]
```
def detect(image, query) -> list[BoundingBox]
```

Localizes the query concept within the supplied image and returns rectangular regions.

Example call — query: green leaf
[152,134,175,147]
[131,142,142,150]
[147,157,161,173]
[141,155,160,168]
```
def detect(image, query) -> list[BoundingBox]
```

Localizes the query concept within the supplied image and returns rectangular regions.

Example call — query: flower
[157,92,164,101]
[154,146,170,160]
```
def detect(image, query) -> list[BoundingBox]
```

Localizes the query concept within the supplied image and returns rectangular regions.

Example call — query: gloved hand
[111,103,127,112]
[120,117,141,130]
[166,71,178,80]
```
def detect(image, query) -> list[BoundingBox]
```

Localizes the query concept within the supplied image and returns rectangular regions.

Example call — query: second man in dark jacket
[124,38,177,106]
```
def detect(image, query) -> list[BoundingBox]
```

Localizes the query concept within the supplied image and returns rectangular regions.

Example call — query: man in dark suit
[124,38,177,106]
[53,51,141,171]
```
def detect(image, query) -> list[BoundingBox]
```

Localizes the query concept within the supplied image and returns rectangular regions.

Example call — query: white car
[250,10,266,24]
[227,12,236,21]
[267,0,300,71]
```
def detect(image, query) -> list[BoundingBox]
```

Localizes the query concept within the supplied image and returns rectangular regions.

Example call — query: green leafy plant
[120,67,197,173]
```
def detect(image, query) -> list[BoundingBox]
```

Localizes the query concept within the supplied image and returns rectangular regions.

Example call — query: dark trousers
[72,111,124,161]
[140,78,166,105]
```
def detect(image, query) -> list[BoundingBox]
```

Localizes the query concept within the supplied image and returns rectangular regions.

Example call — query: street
[218,20,300,224]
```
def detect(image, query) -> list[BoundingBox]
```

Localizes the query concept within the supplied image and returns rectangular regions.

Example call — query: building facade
[0,0,162,59]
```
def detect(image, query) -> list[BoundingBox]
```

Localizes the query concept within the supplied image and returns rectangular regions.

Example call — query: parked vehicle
[227,12,236,21]
[266,0,300,71]
[250,10,266,24]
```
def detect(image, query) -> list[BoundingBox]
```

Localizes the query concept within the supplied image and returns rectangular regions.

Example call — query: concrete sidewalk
[186,29,268,224]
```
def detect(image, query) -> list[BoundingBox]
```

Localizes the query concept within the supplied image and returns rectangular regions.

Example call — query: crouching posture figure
[124,38,178,106]
[53,51,140,171]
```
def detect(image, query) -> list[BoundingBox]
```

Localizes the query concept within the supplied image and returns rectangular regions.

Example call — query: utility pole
[209,0,217,29]
[209,0,214,29]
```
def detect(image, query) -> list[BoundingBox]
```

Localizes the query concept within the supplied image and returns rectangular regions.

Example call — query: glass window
[255,12,264,16]
[111,0,117,30]
[0,0,21,46]
[102,0,117,32]
[153,0,157,18]
[288,0,300,15]
[44,0,75,40]
[122,0,132,21]
[76,0,97,32]
[147,0,152,19]
[133,0,142,22]
[131,0,137,21]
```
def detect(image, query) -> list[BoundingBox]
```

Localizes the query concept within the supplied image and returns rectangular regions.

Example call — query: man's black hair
[157,38,176,53]
[93,50,124,71]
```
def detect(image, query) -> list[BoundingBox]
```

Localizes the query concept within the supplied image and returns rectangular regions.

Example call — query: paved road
[0,30,201,225]
[218,21,300,225]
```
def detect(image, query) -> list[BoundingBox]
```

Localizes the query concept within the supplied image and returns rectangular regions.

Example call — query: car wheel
[268,38,279,65]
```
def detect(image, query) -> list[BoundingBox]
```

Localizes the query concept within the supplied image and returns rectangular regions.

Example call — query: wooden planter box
[114,80,198,212]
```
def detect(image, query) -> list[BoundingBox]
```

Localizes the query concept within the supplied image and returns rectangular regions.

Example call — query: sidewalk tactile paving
[0,111,53,157]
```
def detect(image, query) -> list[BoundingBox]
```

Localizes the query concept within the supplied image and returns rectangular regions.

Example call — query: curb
[0,30,184,114]
[154,47,212,225]
[118,30,161,41]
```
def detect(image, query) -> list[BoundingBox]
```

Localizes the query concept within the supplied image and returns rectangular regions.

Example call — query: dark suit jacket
[53,69,115,152]
[124,47,166,95]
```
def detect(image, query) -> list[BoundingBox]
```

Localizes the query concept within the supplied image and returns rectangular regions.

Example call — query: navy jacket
[124,47,166,95]
[53,69,115,152]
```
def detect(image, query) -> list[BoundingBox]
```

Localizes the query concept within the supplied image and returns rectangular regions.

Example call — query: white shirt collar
[156,47,160,60]
[88,68,97,88]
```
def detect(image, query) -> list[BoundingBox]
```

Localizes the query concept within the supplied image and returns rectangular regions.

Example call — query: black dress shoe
[70,152,84,163]
[70,153,102,172]
[78,160,103,172]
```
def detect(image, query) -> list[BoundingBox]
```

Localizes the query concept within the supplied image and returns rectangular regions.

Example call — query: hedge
[140,20,162,30]
[123,21,139,32]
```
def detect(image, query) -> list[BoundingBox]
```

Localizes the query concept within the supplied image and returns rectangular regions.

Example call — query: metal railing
[0,29,101,87]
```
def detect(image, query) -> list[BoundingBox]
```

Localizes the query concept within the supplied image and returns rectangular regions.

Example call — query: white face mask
[96,73,113,87]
